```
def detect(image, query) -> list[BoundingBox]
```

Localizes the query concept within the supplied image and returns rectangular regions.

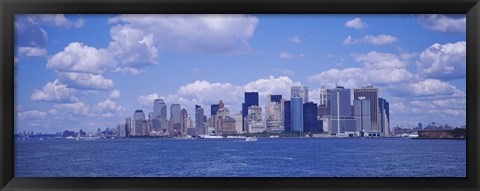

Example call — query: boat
[335,133,349,138]
[245,137,257,142]
[226,135,247,139]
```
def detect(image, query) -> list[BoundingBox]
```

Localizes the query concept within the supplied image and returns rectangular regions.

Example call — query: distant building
[283,100,291,132]
[418,122,423,130]
[220,116,236,135]
[180,109,188,134]
[246,105,264,133]
[291,96,303,132]
[354,97,371,135]
[303,102,319,133]
[329,86,355,134]
[242,92,259,131]
[153,99,167,120]
[133,110,146,136]
[319,85,328,106]
[378,98,390,135]
[266,94,283,133]
[125,117,131,137]
[169,104,181,134]
[234,112,243,133]
[291,86,309,103]
[195,105,205,134]
[354,86,379,131]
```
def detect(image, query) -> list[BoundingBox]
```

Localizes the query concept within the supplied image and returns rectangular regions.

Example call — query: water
[14,138,466,177]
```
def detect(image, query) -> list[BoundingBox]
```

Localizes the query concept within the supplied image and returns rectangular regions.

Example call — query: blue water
[14,138,466,177]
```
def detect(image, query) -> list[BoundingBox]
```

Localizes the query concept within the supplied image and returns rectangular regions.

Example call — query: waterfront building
[266,94,283,133]
[211,104,219,117]
[245,105,265,133]
[303,102,319,132]
[153,99,167,120]
[220,116,236,135]
[354,86,379,131]
[329,86,355,134]
[291,96,303,132]
[169,104,181,134]
[133,110,146,136]
[242,92,259,131]
[378,98,390,135]
[319,85,328,106]
[354,97,372,135]
[234,112,243,133]
[124,117,131,137]
[186,117,193,128]
[116,124,124,137]
[321,116,330,133]
[291,86,309,103]
[195,105,205,134]
[283,100,291,132]
[180,109,188,134]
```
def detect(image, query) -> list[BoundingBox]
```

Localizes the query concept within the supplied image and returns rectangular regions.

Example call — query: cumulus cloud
[416,41,466,80]
[53,102,89,116]
[137,93,160,107]
[17,110,47,120]
[47,42,117,74]
[108,89,121,99]
[279,51,304,59]
[17,47,47,57]
[108,14,259,55]
[30,79,79,103]
[343,35,397,45]
[34,14,84,29]
[108,25,159,66]
[289,35,301,44]
[352,51,407,69]
[113,67,144,76]
[407,79,464,97]
[345,17,367,29]
[57,72,114,90]
[93,99,123,113]
[417,14,466,34]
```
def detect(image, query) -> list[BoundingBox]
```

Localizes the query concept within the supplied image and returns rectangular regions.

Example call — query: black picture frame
[1,0,479,190]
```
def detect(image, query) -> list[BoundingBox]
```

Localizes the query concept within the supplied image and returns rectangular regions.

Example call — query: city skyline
[14,14,466,133]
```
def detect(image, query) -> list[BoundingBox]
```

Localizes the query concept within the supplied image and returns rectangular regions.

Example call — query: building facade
[354,86,379,131]
[291,96,304,132]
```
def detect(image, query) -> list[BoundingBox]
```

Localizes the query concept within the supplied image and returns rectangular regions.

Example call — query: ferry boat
[245,137,257,142]
[226,135,247,139]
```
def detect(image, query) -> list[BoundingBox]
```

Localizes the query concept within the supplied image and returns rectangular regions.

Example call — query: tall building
[354,97,371,135]
[180,109,188,134]
[291,86,309,103]
[234,112,243,133]
[378,98,390,135]
[195,105,205,134]
[219,116,236,135]
[242,92,259,131]
[211,104,220,117]
[291,96,303,132]
[283,100,291,132]
[319,85,328,106]
[133,110,146,136]
[303,102,319,132]
[245,105,264,133]
[153,99,167,120]
[124,117,131,137]
[329,86,355,134]
[168,104,182,132]
[266,94,283,133]
[354,86,379,131]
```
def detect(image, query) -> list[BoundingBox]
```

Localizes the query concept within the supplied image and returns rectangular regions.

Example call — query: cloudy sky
[14,14,466,133]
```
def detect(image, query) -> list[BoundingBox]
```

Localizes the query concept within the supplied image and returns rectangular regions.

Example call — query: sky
[14,14,467,134]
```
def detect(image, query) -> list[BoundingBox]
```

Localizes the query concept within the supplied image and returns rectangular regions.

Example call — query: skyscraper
[378,98,390,135]
[195,105,205,134]
[211,104,219,117]
[291,86,309,103]
[319,85,328,106]
[354,97,371,135]
[283,100,291,132]
[303,102,318,133]
[329,86,355,134]
[153,99,167,120]
[291,96,304,132]
[266,94,283,133]
[245,105,264,133]
[242,92,259,131]
[169,104,181,134]
[180,109,188,134]
[133,110,146,136]
[354,86,379,131]
[124,117,131,137]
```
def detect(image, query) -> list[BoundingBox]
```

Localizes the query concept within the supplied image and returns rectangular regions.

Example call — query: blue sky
[14,14,466,133]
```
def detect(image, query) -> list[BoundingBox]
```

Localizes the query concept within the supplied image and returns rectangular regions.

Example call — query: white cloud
[31,79,78,103]
[57,72,114,90]
[108,89,121,99]
[137,93,160,107]
[108,25,159,66]
[113,67,144,75]
[53,102,89,116]
[47,42,117,74]
[17,110,47,120]
[94,99,123,113]
[343,35,397,45]
[108,14,259,54]
[35,14,83,29]
[407,79,463,97]
[352,51,407,69]
[416,41,466,80]
[417,14,466,34]
[289,35,301,44]
[17,46,47,57]
[279,51,304,59]
[345,17,367,29]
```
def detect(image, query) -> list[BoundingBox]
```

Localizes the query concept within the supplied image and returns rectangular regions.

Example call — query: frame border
[1,0,479,190]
